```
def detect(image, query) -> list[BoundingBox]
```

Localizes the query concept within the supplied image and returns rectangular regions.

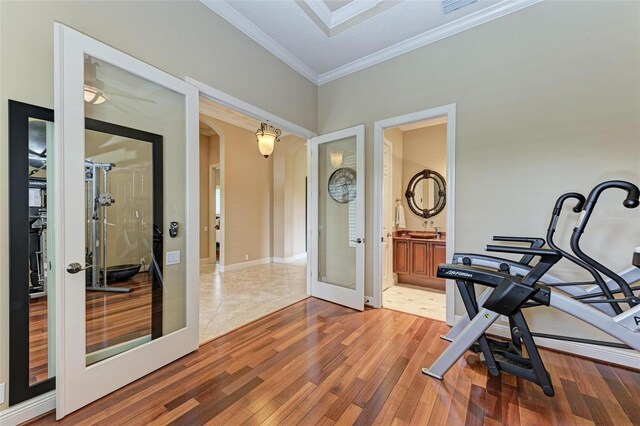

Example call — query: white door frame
[53,23,200,418]
[382,138,394,291]
[185,77,315,286]
[208,163,221,265]
[373,104,457,325]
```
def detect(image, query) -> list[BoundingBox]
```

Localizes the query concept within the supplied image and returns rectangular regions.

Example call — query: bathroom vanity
[393,231,446,290]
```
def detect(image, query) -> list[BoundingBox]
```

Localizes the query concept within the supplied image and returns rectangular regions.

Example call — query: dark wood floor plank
[27,298,639,426]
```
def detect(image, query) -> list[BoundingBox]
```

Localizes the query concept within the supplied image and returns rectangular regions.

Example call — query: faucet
[433,226,441,239]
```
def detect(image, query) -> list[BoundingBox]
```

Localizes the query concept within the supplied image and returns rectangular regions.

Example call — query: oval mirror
[405,169,446,218]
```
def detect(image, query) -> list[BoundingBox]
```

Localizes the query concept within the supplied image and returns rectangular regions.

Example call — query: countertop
[392,231,446,242]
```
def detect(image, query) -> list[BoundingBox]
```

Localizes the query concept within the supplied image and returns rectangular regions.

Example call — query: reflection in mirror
[9,101,56,405]
[84,127,162,366]
[8,100,166,404]
[27,118,54,385]
[405,169,446,218]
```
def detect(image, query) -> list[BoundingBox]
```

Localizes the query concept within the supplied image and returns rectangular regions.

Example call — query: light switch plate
[0,382,5,404]
[166,250,181,265]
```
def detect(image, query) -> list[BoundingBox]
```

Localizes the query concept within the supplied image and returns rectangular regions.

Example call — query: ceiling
[200,97,292,137]
[200,0,542,85]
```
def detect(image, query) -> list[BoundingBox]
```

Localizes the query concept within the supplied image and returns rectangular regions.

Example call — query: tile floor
[199,259,308,342]
[382,284,447,322]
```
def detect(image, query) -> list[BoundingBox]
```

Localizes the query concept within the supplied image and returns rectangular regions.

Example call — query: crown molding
[201,0,542,87]
[303,0,333,28]
[317,0,543,85]
[330,0,386,27]
[200,0,319,84]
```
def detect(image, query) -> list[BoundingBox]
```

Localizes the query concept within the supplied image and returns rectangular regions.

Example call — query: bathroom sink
[409,232,438,239]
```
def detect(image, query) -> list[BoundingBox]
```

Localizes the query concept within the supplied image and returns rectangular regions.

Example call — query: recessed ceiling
[200,0,542,85]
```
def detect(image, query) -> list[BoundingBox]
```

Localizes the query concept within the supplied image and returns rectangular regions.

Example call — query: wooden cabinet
[393,240,410,274]
[393,238,446,291]
[411,241,429,276]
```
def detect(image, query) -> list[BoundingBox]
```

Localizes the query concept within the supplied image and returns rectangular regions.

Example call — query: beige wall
[199,117,274,266]
[199,132,221,259]
[273,135,307,260]
[0,0,316,409]
[318,1,640,341]
[401,124,447,232]
[199,134,210,259]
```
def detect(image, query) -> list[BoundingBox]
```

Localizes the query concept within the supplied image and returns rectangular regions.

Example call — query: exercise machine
[422,180,640,395]
[85,161,134,293]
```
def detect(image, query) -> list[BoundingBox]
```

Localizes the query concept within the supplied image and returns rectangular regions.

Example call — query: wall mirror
[405,169,446,218]
[8,100,164,405]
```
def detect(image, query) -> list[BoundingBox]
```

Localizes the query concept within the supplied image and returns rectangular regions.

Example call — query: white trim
[330,0,385,28]
[317,0,543,85]
[302,0,386,29]
[223,257,272,272]
[303,0,333,28]
[0,392,55,426]
[187,77,316,140]
[373,104,457,326]
[198,0,319,84]
[454,315,640,369]
[272,252,308,264]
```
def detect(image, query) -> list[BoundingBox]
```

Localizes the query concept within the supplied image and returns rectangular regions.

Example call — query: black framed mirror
[8,100,165,405]
[405,169,446,218]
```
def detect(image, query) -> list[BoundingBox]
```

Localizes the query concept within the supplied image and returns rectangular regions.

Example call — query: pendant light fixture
[255,122,281,158]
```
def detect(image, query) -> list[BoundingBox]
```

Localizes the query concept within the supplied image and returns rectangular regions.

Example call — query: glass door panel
[310,125,364,310]
[54,24,198,418]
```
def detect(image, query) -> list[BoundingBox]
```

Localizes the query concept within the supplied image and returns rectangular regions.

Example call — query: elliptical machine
[422,180,640,396]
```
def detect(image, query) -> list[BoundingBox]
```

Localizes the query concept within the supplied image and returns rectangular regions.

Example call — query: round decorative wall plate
[328,167,357,203]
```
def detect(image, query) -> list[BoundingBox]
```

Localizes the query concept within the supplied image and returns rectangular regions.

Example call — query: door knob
[66,262,92,274]
[350,238,364,244]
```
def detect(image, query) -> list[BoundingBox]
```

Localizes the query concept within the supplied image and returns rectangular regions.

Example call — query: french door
[53,24,199,418]
[309,125,365,310]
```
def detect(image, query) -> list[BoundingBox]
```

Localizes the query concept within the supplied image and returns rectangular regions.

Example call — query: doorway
[373,105,456,325]
[197,95,311,342]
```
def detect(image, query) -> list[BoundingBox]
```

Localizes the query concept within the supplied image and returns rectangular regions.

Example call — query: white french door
[53,24,199,418]
[309,125,365,311]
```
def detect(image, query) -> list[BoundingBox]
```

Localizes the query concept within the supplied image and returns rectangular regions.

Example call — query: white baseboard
[0,391,55,426]
[272,253,307,264]
[222,257,272,272]
[454,315,639,368]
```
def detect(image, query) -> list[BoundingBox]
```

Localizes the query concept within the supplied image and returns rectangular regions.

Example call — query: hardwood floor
[29,298,639,425]
[28,274,152,383]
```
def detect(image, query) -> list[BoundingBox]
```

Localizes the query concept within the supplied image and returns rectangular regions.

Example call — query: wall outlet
[0,382,5,404]
[166,250,181,265]
[245,254,249,260]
